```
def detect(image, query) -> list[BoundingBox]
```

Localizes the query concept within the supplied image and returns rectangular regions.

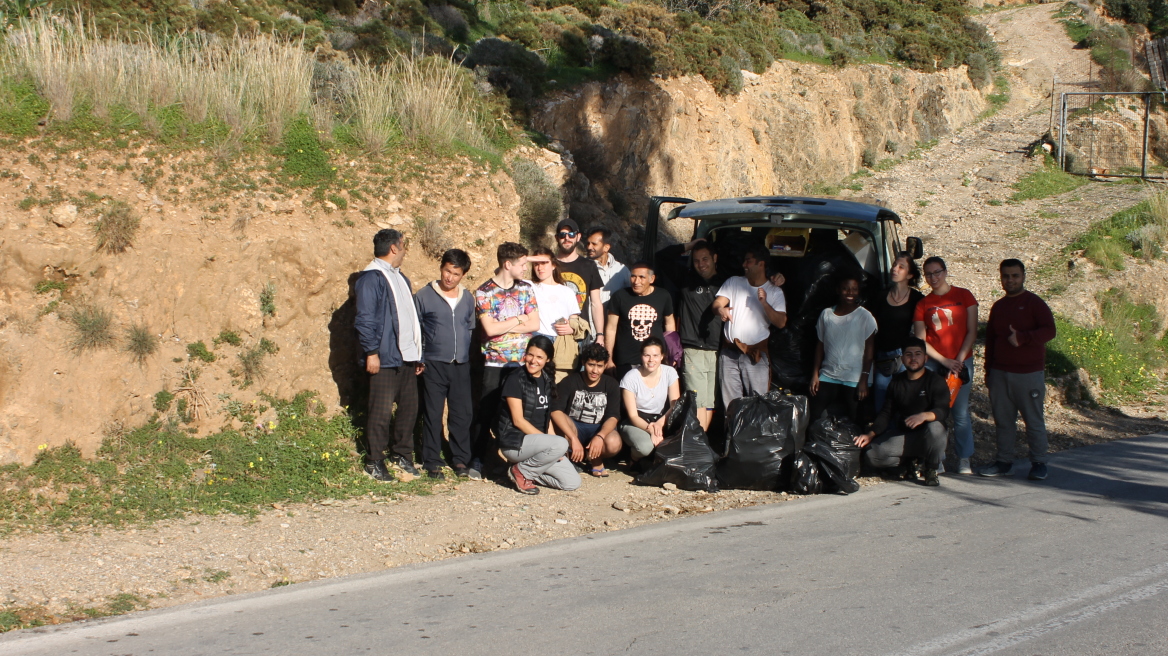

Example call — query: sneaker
[1028,462,1048,481]
[363,460,395,482]
[453,464,470,479]
[936,461,946,474]
[922,469,940,487]
[425,468,446,480]
[978,461,1013,477]
[467,458,484,481]
[957,458,972,475]
[902,459,920,483]
[393,456,420,476]
[507,464,539,495]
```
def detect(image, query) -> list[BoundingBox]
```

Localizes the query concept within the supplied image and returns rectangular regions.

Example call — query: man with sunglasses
[553,219,606,347]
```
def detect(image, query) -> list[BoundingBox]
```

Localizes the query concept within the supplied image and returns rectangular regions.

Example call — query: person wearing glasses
[552,219,606,347]
[913,256,978,475]
[354,229,424,482]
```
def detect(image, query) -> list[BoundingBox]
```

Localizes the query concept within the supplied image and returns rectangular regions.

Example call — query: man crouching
[854,337,949,487]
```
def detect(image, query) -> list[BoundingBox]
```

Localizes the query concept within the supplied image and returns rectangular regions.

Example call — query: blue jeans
[926,357,975,460]
[573,420,601,443]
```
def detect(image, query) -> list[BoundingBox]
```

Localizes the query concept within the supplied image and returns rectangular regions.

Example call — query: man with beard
[604,262,676,381]
[553,219,605,346]
[854,337,950,487]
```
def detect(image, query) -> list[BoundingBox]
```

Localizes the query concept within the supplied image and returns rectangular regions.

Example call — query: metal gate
[1055,91,1161,179]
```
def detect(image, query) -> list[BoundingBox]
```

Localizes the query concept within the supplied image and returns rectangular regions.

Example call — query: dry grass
[3,14,489,151]
[68,304,114,352]
[93,200,139,254]
[414,215,453,258]
[124,323,158,365]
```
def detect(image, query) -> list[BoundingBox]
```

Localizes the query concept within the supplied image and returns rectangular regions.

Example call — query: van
[643,195,923,391]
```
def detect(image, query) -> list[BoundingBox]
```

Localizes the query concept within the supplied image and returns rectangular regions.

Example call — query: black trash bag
[634,391,719,492]
[770,324,809,393]
[717,391,809,490]
[803,440,861,494]
[807,416,863,481]
[789,453,822,495]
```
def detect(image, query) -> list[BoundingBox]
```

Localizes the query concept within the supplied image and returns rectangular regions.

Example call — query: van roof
[672,196,901,224]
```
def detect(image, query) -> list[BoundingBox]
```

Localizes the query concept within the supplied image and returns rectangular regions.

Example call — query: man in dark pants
[979,259,1057,481]
[354,229,424,481]
[855,337,949,487]
[415,249,476,480]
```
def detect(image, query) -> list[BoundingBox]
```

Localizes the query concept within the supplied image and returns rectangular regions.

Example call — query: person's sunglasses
[556,230,578,238]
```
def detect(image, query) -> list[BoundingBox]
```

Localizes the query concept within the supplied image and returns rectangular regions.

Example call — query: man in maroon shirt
[978,259,1056,481]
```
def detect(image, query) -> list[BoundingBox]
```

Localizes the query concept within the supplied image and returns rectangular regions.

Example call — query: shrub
[237,338,280,385]
[34,280,67,294]
[125,324,158,364]
[186,341,216,363]
[93,201,140,255]
[213,330,242,347]
[414,215,453,258]
[510,159,563,246]
[69,304,115,352]
[259,283,277,317]
[153,389,175,412]
[279,116,333,186]
[861,148,878,169]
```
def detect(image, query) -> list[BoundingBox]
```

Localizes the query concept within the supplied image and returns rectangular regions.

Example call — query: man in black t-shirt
[855,337,950,487]
[553,218,605,345]
[550,343,622,477]
[655,239,724,429]
[604,262,676,380]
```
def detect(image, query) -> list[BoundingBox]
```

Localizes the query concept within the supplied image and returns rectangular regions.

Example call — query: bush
[125,324,158,364]
[510,158,563,246]
[236,338,280,385]
[414,215,453,258]
[213,330,242,347]
[93,201,140,254]
[259,283,277,317]
[186,341,216,363]
[153,389,175,412]
[69,304,115,352]
[279,116,333,187]
[1069,195,1167,269]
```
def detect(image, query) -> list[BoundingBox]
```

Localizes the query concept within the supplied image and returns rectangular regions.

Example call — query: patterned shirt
[475,278,537,367]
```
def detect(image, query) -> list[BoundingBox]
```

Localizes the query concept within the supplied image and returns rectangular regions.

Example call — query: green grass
[1068,199,1165,270]
[1010,155,1088,202]
[259,283,277,317]
[213,330,243,347]
[93,201,141,254]
[33,280,67,294]
[0,392,438,535]
[186,341,216,363]
[125,324,159,365]
[68,305,115,352]
[1046,288,1167,401]
[980,75,1010,119]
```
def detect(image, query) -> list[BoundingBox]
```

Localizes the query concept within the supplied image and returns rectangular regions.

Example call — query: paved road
[4,434,1166,656]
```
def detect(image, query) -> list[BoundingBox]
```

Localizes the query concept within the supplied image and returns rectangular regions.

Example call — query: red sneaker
[507,464,539,495]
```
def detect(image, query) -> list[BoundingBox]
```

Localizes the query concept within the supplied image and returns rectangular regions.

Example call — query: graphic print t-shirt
[475,278,537,367]
[912,286,978,361]
[555,256,603,310]
[553,372,621,426]
[606,287,674,367]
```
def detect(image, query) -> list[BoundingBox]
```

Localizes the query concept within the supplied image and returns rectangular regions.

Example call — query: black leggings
[810,380,860,424]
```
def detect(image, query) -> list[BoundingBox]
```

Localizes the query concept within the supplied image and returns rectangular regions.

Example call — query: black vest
[495,368,553,451]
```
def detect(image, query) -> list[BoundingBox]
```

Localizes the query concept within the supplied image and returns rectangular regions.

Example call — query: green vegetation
[1047,288,1167,400]
[511,158,564,245]
[279,116,334,187]
[1009,155,1088,202]
[33,279,67,294]
[153,389,174,412]
[414,215,453,258]
[213,330,242,347]
[981,75,1010,118]
[0,392,437,534]
[68,304,114,352]
[1058,2,1150,92]
[1069,192,1168,269]
[93,200,140,254]
[0,594,148,633]
[125,324,158,364]
[235,338,280,386]
[186,341,216,363]
[259,283,277,317]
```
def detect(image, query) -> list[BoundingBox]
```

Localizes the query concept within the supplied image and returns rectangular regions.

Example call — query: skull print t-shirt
[606,287,674,367]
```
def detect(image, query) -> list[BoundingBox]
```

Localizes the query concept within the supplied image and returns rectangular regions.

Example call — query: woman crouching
[497,335,582,495]
[618,337,681,464]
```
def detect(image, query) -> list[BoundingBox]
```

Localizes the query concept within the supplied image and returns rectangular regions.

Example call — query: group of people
[354,218,1055,494]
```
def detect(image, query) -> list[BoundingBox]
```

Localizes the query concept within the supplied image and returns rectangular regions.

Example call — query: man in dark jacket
[979,259,1057,481]
[655,239,724,429]
[414,249,476,480]
[855,337,950,487]
[354,229,423,482]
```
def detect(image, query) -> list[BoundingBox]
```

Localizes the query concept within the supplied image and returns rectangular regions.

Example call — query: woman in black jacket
[497,335,582,495]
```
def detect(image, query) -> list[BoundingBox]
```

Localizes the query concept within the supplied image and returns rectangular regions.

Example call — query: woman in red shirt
[913,256,977,474]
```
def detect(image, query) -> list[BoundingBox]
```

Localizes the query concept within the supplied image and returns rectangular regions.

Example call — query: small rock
[280,523,290,528]
[662,483,678,491]
[50,204,78,227]
[323,200,338,211]
[554,519,568,525]
[612,501,630,511]
[376,510,384,516]
[663,505,681,514]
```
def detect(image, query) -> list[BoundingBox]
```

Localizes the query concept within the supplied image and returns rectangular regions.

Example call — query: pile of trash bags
[633,390,863,495]
[634,391,719,492]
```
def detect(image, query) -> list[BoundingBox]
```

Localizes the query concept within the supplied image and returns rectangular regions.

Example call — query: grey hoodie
[414,281,475,364]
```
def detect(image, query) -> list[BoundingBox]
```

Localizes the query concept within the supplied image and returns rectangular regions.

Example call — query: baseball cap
[555,219,580,234]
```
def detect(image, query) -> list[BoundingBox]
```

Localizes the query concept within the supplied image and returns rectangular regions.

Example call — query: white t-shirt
[716,276,786,345]
[532,282,580,338]
[816,306,878,384]
[620,365,679,416]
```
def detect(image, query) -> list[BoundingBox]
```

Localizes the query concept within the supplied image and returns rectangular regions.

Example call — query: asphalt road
[4,433,1166,656]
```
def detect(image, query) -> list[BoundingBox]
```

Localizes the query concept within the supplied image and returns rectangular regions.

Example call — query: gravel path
[2,5,1164,628]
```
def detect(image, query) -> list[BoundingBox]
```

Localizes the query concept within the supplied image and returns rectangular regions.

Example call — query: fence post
[1142,92,1151,179]
[1059,93,1068,172]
